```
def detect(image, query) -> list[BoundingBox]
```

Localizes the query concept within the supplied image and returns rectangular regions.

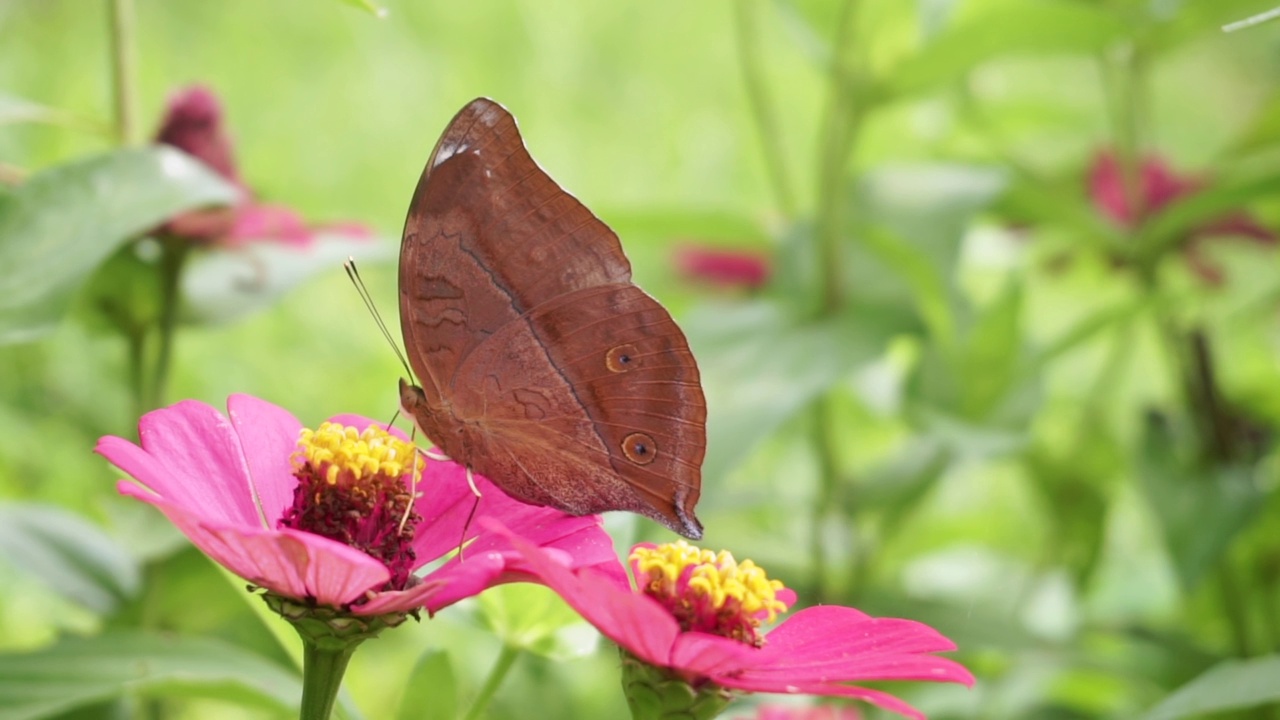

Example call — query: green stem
[813,0,862,316]
[299,639,358,720]
[809,397,840,602]
[461,644,520,720]
[146,238,190,410]
[108,0,141,146]
[732,0,797,219]
[126,327,148,424]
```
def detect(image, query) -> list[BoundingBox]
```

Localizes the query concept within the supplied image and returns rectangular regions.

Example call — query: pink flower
[675,244,771,290]
[492,527,973,720]
[95,395,619,616]
[155,85,369,249]
[1088,150,1275,283]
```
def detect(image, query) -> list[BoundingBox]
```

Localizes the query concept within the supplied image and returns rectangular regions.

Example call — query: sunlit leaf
[0,632,302,719]
[0,503,141,616]
[887,1,1126,97]
[0,147,238,344]
[1142,655,1280,719]
[336,0,387,17]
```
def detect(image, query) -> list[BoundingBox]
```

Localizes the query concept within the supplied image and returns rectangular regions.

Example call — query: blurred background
[5,0,1280,718]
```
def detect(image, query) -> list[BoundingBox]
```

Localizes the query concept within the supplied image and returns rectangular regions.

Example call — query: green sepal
[620,649,734,720]
[260,592,412,650]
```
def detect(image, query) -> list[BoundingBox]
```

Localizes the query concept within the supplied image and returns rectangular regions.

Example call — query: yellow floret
[631,541,788,623]
[294,422,424,484]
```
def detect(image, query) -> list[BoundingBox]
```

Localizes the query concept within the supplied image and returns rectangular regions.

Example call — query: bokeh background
[5,0,1280,718]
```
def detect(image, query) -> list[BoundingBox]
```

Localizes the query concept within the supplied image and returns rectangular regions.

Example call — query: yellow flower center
[630,541,789,646]
[294,422,423,486]
[281,422,426,597]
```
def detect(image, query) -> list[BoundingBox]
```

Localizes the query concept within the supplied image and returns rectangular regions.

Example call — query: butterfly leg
[398,446,425,535]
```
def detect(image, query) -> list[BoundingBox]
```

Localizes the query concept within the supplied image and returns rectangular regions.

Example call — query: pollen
[630,541,791,646]
[280,422,426,596]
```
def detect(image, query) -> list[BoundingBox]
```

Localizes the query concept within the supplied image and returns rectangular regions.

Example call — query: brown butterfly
[397,98,706,539]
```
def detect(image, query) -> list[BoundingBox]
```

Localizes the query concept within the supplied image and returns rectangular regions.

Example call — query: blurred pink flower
[155,85,369,248]
[1088,150,1275,283]
[95,394,619,616]
[675,244,771,290]
[494,528,973,720]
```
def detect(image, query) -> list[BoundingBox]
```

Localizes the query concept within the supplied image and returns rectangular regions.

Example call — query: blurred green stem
[807,0,862,600]
[461,644,519,720]
[126,328,147,424]
[813,0,862,315]
[109,0,140,146]
[733,0,797,219]
[145,238,190,411]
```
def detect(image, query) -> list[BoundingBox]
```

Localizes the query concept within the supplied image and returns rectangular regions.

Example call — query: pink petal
[669,631,759,677]
[228,204,313,247]
[675,244,771,289]
[482,519,682,667]
[155,84,243,187]
[715,679,929,720]
[738,607,973,685]
[118,482,389,605]
[96,399,262,527]
[358,550,507,616]
[227,394,301,526]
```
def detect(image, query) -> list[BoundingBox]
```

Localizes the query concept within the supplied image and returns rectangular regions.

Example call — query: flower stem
[298,638,357,720]
[461,644,520,720]
[145,237,190,410]
[108,0,140,146]
[812,0,862,316]
[733,0,796,219]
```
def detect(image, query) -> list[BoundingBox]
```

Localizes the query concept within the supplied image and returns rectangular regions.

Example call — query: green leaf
[395,650,456,720]
[181,232,395,325]
[1142,655,1280,720]
[0,503,141,616]
[336,0,386,17]
[687,298,918,483]
[1135,415,1265,591]
[851,164,1009,340]
[474,584,599,661]
[887,1,1126,97]
[0,146,239,344]
[0,632,302,720]
[1135,169,1280,260]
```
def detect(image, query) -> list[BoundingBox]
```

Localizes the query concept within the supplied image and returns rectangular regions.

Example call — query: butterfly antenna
[344,257,414,379]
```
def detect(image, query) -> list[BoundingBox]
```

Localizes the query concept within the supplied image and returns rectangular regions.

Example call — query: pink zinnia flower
[156,85,369,249]
[94,394,618,616]
[1088,150,1275,284]
[492,527,973,720]
[675,244,771,290]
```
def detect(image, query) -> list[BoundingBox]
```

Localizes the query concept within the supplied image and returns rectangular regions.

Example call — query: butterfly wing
[399,98,705,538]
